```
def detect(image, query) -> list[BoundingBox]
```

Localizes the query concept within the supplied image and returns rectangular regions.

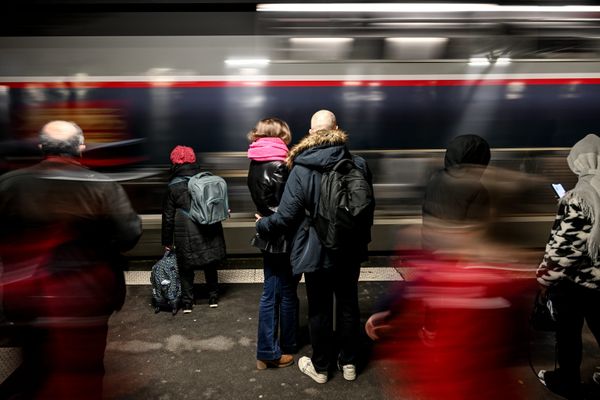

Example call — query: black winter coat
[256,130,373,274]
[247,160,289,253]
[162,163,226,267]
[422,135,491,251]
[0,157,142,316]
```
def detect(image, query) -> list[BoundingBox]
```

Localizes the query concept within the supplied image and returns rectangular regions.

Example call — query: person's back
[256,110,373,383]
[161,146,226,312]
[422,134,491,251]
[246,118,299,370]
[0,121,141,399]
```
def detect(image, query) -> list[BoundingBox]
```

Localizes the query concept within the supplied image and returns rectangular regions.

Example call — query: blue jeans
[257,252,299,360]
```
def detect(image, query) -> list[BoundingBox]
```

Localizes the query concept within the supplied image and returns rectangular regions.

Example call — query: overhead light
[257,3,600,13]
[224,58,270,67]
[385,37,448,44]
[289,38,354,44]
[258,3,497,13]
[495,57,512,65]
[468,57,490,66]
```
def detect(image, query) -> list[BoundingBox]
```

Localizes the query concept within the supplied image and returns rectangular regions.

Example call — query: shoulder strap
[169,176,191,186]
[195,171,213,179]
[331,158,355,173]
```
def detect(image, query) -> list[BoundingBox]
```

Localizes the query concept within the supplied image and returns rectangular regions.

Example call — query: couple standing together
[248,110,373,383]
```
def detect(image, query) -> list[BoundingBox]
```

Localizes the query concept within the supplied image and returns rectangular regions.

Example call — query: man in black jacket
[256,110,373,383]
[0,121,142,399]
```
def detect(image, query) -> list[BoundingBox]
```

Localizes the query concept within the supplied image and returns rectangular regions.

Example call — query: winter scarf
[247,137,289,162]
[564,134,600,261]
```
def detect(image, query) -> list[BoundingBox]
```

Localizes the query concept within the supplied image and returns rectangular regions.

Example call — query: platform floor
[101,283,597,400]
[2,281,600,399]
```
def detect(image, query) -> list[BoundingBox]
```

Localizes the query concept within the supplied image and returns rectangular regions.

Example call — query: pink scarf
[247,137,289,162]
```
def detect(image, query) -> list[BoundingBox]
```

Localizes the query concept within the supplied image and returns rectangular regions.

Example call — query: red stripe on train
[2,78,600,88]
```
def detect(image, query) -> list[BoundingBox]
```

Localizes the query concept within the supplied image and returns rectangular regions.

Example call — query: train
[0,35,597,256]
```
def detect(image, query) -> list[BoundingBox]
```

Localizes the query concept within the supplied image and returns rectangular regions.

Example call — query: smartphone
[552,183,566,198]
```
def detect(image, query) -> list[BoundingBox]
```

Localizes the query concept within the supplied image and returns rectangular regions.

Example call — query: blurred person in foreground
[365,135,531,400]
[256,110,374,383]
[0,121,142,399]
[162,145,226,311]
[247,117,299,370]
[421,134,491,252]
[537,134,600,400]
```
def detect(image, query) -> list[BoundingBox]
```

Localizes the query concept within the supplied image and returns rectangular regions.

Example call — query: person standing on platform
[0,120,142,399]
[162,146,226,312]
[256,110,374,383]
[537,134,600,400]
[247,117,299,370]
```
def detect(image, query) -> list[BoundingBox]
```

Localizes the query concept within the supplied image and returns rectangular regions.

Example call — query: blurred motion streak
[372,252,535,400]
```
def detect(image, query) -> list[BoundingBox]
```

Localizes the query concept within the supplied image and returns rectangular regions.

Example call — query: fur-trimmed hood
[286,129,348,169]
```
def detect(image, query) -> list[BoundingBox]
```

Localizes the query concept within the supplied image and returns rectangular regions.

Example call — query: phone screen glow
[552,183,566,198]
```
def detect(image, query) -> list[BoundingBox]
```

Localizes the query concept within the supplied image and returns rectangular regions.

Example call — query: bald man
[0,121,141,399]
[256,110,374,383]
[309,109,338,134]
[38,120,86,155]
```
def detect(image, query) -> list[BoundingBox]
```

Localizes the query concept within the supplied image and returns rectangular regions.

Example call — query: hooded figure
[536,134,600,400]
[421,134,491,251]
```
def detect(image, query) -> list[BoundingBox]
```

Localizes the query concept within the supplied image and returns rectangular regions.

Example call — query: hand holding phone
[552,183,566,198]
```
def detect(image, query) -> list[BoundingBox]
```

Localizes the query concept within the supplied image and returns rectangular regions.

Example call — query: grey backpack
[187,172,229,225]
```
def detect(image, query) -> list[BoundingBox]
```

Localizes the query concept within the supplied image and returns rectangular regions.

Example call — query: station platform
[2,267,600,399]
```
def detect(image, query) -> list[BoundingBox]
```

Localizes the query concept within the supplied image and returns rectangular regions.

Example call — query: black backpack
[315,158,374,250]
[150,251,181,315]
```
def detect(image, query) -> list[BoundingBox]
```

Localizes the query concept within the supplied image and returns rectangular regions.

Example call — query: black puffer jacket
[256,130,373,273]
[162,163,226,267]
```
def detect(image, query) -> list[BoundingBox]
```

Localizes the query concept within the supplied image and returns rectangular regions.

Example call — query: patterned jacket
[537,197,600,290]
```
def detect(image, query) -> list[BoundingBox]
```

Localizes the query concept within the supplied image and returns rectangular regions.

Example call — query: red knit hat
[170,145,196,165]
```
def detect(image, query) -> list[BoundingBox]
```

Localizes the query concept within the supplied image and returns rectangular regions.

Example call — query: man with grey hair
[38,120,85,157]
[0,121,141,399]
[256,109,374,383]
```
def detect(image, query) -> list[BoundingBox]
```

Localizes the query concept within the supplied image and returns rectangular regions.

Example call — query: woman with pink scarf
[247,118,299,369]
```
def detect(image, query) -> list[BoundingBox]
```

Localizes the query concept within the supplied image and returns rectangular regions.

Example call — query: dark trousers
[304,263,361,373]
[554,280,600,387]
[17,318,109,400]
[179,259,219,304]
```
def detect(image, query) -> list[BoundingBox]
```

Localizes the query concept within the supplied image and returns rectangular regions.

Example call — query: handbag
[250,233,288,254]
[530,289,557,332]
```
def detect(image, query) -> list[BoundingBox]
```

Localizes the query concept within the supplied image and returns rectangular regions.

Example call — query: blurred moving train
[0,34,597,256]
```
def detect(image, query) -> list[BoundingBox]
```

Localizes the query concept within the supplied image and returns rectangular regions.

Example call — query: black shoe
[182,302,193,314]
[209,295,218,308]
[539,370,583,399]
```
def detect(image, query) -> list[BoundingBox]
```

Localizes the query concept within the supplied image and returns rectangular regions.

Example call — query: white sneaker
[341,364,356,381]
[538,370,547,387]
[298,356,327,384]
